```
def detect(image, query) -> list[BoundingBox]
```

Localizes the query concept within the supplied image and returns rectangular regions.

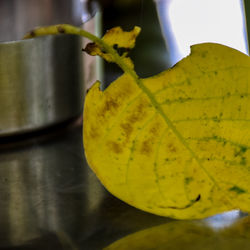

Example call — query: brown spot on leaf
[106,98,119,110]
[57,26,65,33]
[101,97,120,115]
[141,139,152,155]
[107,141,123,154]
[168,143,177,153]
[89,125,99,139]
[30,30,36,37]
[84,42,99,55]
[127,101,147,124]
[121,122,133,139]
[149,122,161,136]
[128,113,139,124]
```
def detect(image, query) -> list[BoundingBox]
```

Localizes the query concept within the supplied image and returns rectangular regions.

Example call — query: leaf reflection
[105,212,250,250]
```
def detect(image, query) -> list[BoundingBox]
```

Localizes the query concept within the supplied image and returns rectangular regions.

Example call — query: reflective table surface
[0,120,249,250]
[0,120,171,249]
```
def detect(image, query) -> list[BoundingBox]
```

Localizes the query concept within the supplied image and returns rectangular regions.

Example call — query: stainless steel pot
[0,0,99,136]
[0,35,84,136]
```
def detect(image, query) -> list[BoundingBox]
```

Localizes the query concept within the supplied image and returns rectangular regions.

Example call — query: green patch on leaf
[229,186,246,194]
[185,177,194,185]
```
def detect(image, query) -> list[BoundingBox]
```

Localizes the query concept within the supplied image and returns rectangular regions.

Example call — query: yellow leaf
[23,24,250,219]
[84,43,250,219]
[102,26,141,49]
[104,216,250,249]
[84,26,140,68]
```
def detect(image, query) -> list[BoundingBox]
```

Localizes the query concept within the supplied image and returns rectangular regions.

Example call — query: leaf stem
[24,24,139,79]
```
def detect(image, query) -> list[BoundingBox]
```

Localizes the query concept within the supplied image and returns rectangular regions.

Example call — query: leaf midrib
[108,41,219,189]
[136,78,218,187]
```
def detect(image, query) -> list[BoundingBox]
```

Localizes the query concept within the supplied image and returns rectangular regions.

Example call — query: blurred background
[0,0,250,249]
[101,0,249,82]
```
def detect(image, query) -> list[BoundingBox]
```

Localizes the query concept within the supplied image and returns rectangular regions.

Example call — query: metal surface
[0,123,169,249]
[0,35,83,136]
[0,0,100,136]
[0,123,247,249]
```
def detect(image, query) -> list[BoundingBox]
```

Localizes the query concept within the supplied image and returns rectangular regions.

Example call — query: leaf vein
[160,93,250,106]
[125,114,158,198]
[153,65,250,96]
[138,79,219,189]
[173,118,250,123]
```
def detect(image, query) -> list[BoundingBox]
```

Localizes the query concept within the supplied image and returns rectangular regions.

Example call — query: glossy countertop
[0,119,249,250]
[0,120,173,249]
[1,120,249,250]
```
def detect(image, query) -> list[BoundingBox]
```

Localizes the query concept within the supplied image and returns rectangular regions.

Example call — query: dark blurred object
[244,0,250,52]
[99,0,171,85]
[94,0,142,9]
